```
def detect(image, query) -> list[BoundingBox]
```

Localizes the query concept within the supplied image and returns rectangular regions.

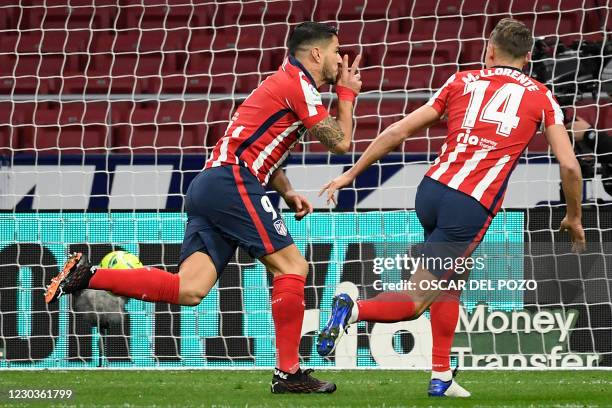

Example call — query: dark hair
[490,18,533,59]
[287,22,338,56]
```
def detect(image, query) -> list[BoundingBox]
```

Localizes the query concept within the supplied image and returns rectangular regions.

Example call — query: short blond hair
[490,18,533,59]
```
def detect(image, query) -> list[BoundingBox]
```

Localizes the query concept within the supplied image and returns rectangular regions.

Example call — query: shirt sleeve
[287,72,329,129]
[542,89,565,128]
[426,73,456,115]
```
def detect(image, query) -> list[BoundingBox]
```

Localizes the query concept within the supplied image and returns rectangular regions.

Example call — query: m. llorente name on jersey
[462,67,540,91]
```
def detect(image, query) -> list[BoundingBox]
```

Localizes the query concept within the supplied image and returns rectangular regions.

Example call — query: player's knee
[411,297,436,319]
[270,256,308,277]
[181,292,205,306]
[182,297,200,307]
[288,256,308,277]
[179,286,210,306]
[295,256,309,277]
[411,302,428,319]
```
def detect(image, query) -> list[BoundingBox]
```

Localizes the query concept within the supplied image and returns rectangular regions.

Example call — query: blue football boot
[316,293,355,357]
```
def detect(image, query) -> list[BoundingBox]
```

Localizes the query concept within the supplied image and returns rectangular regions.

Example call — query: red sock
[89,267,180,304]
[271,274,306,374]
[357,292,416,322]
[430,292,460,372]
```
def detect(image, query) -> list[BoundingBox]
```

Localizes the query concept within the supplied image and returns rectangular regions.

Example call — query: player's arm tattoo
[308,116,345,150]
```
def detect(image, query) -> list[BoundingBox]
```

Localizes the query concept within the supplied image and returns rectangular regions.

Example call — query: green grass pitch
[0,370,610,407]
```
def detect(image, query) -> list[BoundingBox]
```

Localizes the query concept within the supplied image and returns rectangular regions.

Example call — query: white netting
[0,0,610,368]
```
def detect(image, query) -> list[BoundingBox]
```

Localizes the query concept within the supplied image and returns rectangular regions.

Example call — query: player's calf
[260,245,309,376]
[317,276,441,357]
[316,290,430,357]
[47,252,186,305]
[177,252,218,306]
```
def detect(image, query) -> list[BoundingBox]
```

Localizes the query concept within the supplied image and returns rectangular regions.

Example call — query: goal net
[0,0,610,369]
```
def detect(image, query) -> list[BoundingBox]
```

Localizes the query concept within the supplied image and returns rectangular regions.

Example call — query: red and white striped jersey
[205,56,329,185]
[425,66,564,213]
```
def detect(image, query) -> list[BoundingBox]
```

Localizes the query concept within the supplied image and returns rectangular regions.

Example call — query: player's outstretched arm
[268,168,313,221]
[308,54,361,154]
[545,124,586,252]
[319,105,440,204]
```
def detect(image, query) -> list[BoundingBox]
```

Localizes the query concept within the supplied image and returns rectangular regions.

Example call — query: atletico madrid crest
[274,219,288,236]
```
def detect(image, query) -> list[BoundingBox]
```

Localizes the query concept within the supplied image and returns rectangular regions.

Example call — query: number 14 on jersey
[462,80,526,137]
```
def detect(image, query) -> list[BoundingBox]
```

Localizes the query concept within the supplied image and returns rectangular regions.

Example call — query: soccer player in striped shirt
[45,22,362,394]
[317,18,586,397]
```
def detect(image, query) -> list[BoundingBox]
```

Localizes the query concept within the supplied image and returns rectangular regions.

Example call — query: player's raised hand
[319,171,355,206]
[336,54,362,96]
[282,190,313,221]
[560,216,586,253]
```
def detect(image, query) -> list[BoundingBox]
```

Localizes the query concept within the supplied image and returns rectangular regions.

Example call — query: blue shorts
[415,176,493,279]
[179,165,294,275]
